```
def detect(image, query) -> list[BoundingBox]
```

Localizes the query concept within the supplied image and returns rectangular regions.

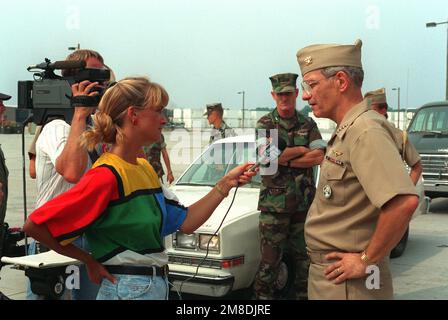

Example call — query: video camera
[17,58,110,125]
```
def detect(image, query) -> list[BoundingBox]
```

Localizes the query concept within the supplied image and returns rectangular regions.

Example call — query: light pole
[237,91,245,128]
[68,43,81,51]
[392,87,401,128]
[426,20,448,100]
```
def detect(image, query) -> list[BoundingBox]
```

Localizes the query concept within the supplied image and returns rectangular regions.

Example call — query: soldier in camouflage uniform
[254,73,325,300]
[143,133,174,184]
[204,103,237,144]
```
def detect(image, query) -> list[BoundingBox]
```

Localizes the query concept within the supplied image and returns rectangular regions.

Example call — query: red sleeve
[29,166,119,242]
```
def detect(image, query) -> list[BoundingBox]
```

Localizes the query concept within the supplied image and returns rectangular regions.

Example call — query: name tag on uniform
[295,129,308,136]
[268,188,285,196]
[325,155,344,167]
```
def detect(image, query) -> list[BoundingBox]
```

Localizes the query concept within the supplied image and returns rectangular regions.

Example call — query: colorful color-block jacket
[29,153,187,265]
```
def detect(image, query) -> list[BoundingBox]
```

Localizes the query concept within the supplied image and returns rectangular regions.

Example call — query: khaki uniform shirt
[305,100,418,253]
[390,125,421,167]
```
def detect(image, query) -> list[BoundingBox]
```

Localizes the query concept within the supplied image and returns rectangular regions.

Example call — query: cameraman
[28,54,115,179]
[27,49,111,300]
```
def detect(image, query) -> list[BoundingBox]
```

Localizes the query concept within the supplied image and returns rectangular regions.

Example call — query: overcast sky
[1,0,447,110]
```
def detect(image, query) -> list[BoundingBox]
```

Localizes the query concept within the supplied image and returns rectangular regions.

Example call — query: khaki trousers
[307,251,393,300]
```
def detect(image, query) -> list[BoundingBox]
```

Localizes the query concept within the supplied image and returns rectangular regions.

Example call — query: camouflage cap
[203,103,223,116]
[269,73,298,93]
[296,39,363,76]
[0,93,11,101]
[364,88,387,105]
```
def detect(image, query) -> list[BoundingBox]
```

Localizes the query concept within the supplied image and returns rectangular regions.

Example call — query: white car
[165,135,429,298]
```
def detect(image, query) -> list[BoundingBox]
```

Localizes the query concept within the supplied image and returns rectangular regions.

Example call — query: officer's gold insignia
[323,185,332,199]
[331,150,343,157]
[304,56,313,65]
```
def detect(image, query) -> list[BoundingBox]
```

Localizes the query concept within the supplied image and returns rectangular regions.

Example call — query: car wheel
[390,228,409,258]
[273,253,295,299]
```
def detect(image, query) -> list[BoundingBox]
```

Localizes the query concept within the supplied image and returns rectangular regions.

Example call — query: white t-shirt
[35,119,91,208]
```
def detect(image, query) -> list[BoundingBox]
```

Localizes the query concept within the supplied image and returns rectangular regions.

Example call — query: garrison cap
[203,103,223,116]
[296,39,363,76]
[364,88,387,105]
[0,93,11,101]
[269,73,298,93]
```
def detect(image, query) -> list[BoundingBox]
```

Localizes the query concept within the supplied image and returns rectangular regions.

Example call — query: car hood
[169,185,260,232]
[408,132,448,154]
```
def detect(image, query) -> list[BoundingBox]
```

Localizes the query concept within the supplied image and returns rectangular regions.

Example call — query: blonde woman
[24,77,255,300]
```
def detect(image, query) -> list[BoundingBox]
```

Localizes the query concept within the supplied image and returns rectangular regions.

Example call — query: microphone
[27,59,86,71]
[249,137,287,172]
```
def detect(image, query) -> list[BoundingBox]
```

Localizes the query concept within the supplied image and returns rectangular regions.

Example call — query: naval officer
[296,40,419,299]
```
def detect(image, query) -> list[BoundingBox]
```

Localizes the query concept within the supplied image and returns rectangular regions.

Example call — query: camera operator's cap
[296,39,363,76]
[364,88,387,105]
[269,73,298,93]
[0,93,11,101]
[203,103,223,116]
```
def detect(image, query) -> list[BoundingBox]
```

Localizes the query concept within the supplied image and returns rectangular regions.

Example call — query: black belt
[105,265,169,277]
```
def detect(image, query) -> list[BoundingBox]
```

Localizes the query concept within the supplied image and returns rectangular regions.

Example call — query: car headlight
[199,234,220,252]
[175,232,197,249]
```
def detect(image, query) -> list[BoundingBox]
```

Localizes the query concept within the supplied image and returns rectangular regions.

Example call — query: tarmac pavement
[390,198,448,299]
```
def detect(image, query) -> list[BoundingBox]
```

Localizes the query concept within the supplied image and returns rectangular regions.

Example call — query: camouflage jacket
[143,134,166,178]
[256,109,322,214]
[209,121,237,144]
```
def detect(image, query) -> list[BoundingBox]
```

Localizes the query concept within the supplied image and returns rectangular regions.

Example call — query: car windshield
[176,141,261,187]
[408,106,448,134]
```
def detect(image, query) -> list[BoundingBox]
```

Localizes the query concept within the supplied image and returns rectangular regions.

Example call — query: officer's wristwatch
[360,251,371,265]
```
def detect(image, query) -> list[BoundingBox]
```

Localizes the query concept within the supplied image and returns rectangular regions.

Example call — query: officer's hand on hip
[323,252,367,284]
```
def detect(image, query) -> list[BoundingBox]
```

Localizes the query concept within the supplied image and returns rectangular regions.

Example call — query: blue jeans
[71,263,100,300]
[96,273,169,300]
[26,241,42,300]
[26,237,99,300]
